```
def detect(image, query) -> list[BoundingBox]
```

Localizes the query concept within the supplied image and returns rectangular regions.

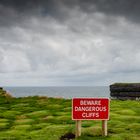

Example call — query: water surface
[4,86,110,99]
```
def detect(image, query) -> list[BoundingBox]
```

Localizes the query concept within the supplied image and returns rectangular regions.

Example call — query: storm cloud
[0,0,140,86]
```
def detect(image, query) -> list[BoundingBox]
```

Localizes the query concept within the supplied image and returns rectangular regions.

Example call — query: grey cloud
[1,0,140,28]
[1,13,140,74]
[0,0,140,86]
[1,0,140,22]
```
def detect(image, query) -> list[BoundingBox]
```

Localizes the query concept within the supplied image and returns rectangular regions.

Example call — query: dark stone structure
[110,83,140,100]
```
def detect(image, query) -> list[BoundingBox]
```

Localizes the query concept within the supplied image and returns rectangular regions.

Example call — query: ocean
[4,86,110,99]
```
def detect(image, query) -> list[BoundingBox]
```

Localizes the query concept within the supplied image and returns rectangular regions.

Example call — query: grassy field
[0,92,140,140]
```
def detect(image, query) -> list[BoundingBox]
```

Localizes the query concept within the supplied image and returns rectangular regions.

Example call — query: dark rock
[60,132,75,140]
[110,83,140,92]
[110,83,140,100]
[111,92,140,97]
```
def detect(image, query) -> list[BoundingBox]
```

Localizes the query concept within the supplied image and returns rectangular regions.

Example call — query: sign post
[102,120,108,136]
[75,120,81,137]
[72,98,109,137]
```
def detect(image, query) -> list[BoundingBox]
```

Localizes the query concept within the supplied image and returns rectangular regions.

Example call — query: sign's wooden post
[102,120,107,136]
[76,120,81,138]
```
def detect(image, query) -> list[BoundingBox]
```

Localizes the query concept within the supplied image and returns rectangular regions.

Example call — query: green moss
[1,111,21,119]
[12,124,31,130]
[14,119,34,125]
[0,122,9,130]
[0,119,9,123]
[82,126,102,136]
[82,121,94,128]
[31,123,50,130]
[25,110,50,119]
[114,109,136,115]
[1,95,140,139]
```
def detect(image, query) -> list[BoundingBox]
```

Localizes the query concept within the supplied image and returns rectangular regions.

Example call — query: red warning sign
[72,98,109,120]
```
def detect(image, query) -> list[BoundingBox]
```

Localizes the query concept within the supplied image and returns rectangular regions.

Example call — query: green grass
[1,93,140,140]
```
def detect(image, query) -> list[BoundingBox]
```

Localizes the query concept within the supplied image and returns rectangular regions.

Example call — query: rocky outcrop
[0,87,6,94]
[0,87,12,98]
[110,83,140,100]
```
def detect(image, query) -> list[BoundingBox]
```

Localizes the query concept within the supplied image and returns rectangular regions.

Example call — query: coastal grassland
[0,94,140,140]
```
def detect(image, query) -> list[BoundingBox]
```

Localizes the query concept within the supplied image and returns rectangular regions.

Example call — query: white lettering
[75,106,107,112]
[80,100,101,105]
[82,112,99,118]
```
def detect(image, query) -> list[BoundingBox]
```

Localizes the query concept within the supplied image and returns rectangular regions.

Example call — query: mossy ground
[0,94,140,140]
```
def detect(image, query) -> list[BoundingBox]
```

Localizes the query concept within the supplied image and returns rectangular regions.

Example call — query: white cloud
[0,49,31,72]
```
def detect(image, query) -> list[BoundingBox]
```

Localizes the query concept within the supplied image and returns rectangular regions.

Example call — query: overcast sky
[0,0,140,86]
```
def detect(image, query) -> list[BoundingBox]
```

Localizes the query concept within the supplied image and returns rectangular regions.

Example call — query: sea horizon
[4,86,110,99]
